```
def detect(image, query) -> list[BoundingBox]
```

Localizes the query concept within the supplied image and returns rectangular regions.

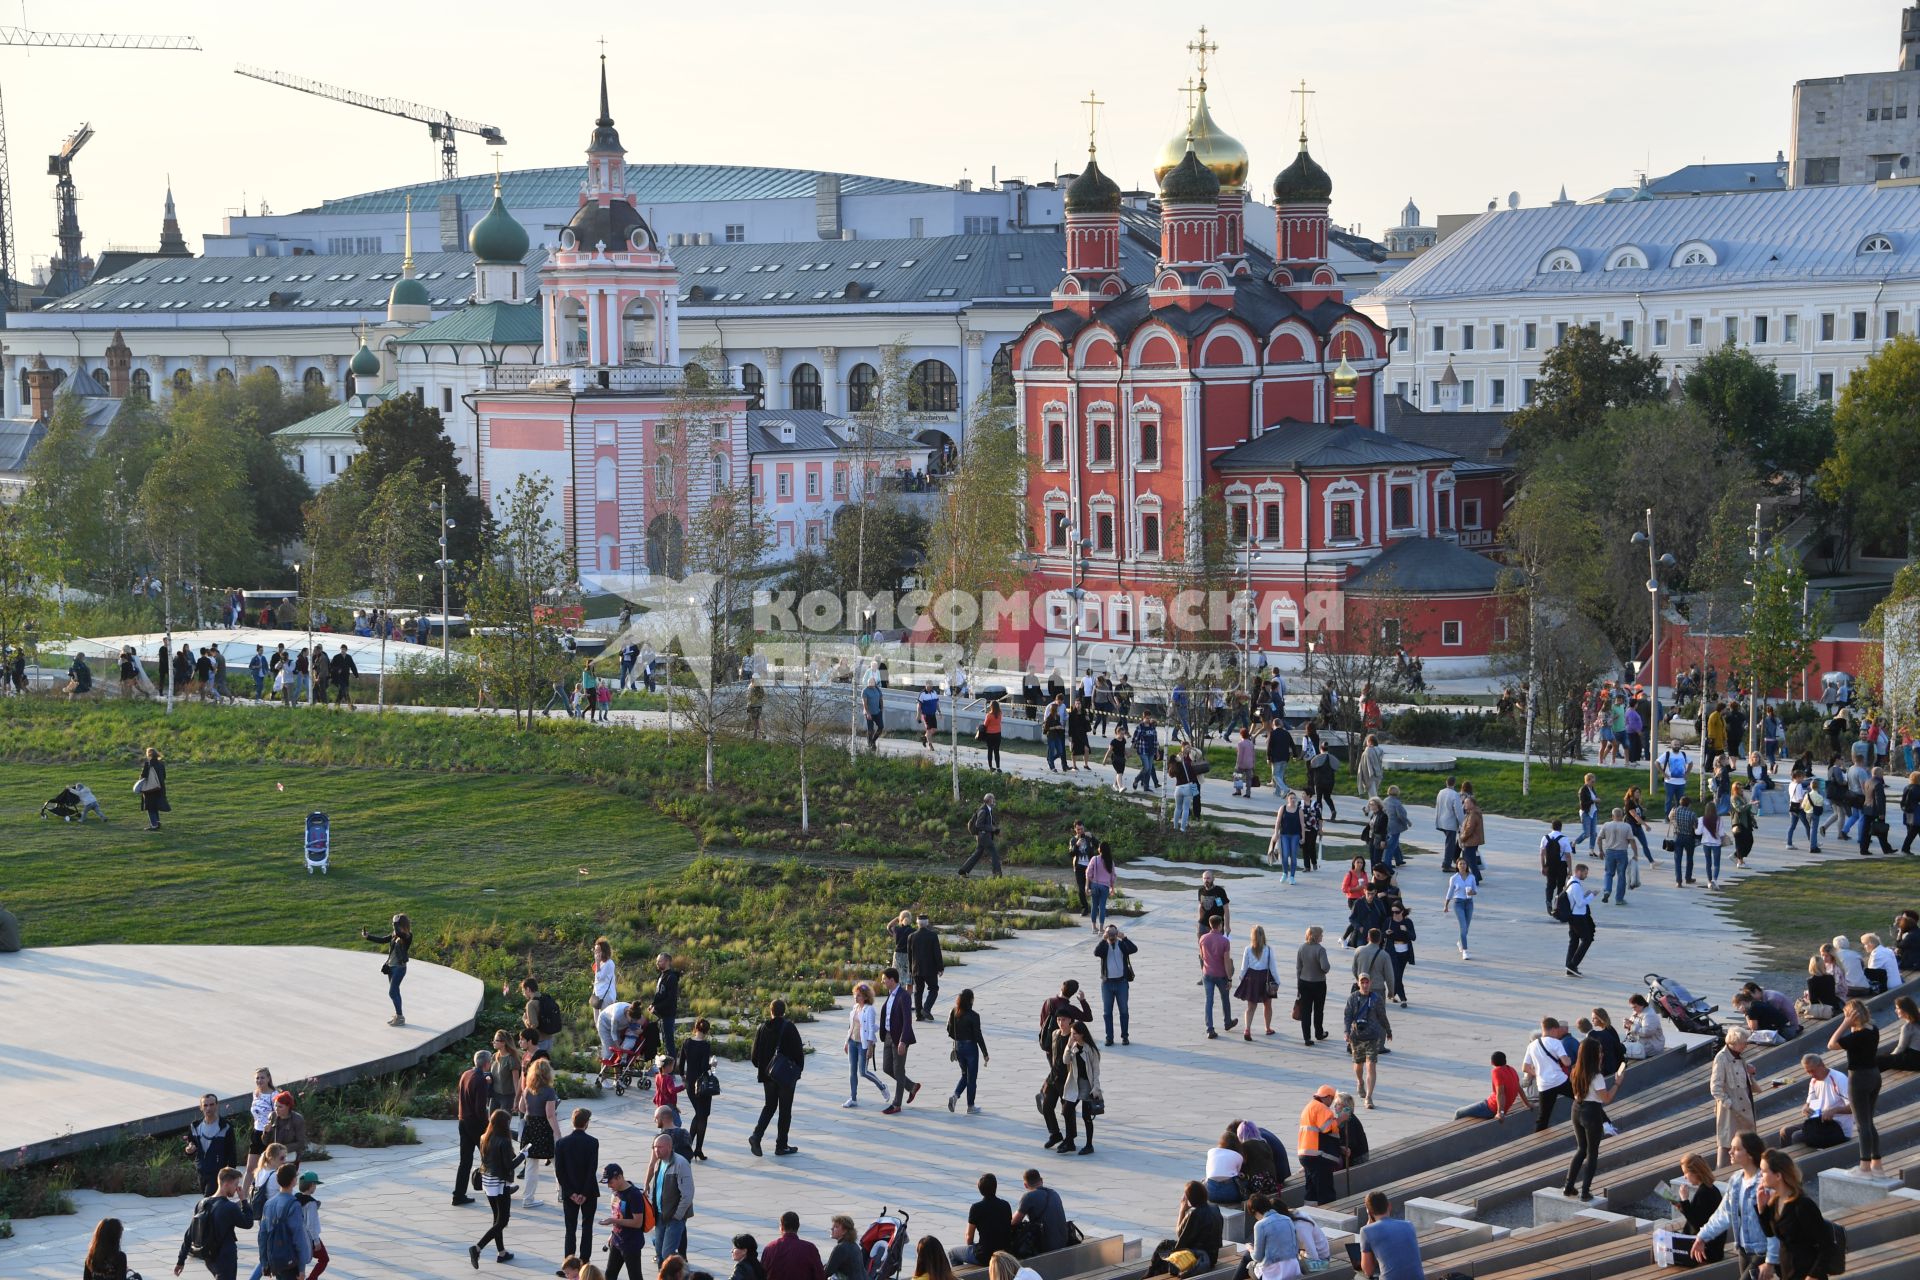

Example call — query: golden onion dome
[1152,83,1249,190]
[1332,353,1358,396]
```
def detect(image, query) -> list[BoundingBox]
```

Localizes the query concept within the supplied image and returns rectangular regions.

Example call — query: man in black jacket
[749,998,805,1157]
[650,954,682,1055]
[554,1107,600,1263]
[958,794,1001,877]
[175,1165,255,1280]
[453,1050,492,1205]
[329,644,359,708]
[908,916,944,1021]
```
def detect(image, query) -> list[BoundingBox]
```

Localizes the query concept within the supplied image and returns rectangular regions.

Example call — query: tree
[1507,327,1664,466]
[136,411,253,628]
[167,371,322,551]
[0,504,51,664]
[922,394,1026,800]
[1866,563,1920,739]
[764,653,849,833]
[19,394,111,594]
[680,481,773,790]
[1163,485,1237,735]
[1818,334,1920,558]
[1745,542,1826,704]
[467,476,573,727]
[358,462,437,709]
[1683,343,1834,484]
[841,341,919,755]
[1499,474,1606,786]
[1311,581,1424,774]
[349,393,485,570]
[822,498,926,595]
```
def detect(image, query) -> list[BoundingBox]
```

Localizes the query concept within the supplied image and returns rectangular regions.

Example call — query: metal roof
[1382,394,1512,465]
[1360,183,1920,305]
[1644,161,1785,196]
[673,231,1158,311]
[744,409,924,455]
[1212,422,1459,472]
[274,383,394,439]
[1345,537,1509,594]
[0,396,119,473]
[394,301,542,347]
[27,251,509,320]
[299,164,950,215]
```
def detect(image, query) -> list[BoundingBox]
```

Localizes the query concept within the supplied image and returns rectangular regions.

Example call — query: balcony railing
[483,363,745,394]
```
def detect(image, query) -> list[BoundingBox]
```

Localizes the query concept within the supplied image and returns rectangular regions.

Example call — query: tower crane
[0,26,200,312]
[235,65,506,182]
[44,122,93,299]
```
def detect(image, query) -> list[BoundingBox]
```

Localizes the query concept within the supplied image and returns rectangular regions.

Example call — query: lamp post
[1631,513,1679,798]
[1240,547,1264,700]
[1743,502,1762,758]
[1066,534,1092,709]
[293,559,314,707]
[432,480,455,673]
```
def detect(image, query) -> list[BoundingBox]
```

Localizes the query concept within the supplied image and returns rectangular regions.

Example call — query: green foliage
[348,393,485,568]
[1818,333,1920,555]
[924,394,1027,655]
[1384,708,1523,751]
[467,476,574,725]
[823,497,927,596]
[1507,327,1665,465]
[1683,343,1835,482]
[0,503,53,656]
[1744,543,1826,700]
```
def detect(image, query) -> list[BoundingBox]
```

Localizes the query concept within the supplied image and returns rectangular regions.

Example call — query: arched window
[654,453,676,502]
[302,367,326,392]
[712,453,730,489]
[595,456,617,502]
[646,513,685,578]
[990,343,1014,406]
[1859,233,1895,255]
[790,362,822,411]
[623,297,657,363]
[740,362,765,409]
[683,361,711,389]
[909,358,958,412]
[215,367,236,385]
[51,368,67,391]
[846,362,878,412]
[130,368,151,401]
[256,364,279,386]
[174,368,194,392]
[1670,240,1718,268]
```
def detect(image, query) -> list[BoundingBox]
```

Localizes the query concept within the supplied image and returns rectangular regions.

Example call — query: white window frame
[1324,479,1365,547]
[1255,483,1287,548]
[1087,412,1117,471]
[1132,404,1163,470]
[1441,620,1463,647]
[1135,496,1165,561]
[1461,497,1483,530]
[1088,496,1119,559]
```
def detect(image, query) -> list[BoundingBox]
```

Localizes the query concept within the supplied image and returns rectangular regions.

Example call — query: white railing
[483,363,745,394]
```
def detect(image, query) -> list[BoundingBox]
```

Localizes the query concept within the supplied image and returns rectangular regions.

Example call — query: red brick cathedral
[1008,75,1510,680]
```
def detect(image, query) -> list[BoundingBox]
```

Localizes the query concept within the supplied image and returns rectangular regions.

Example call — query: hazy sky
[1,0,1902,265]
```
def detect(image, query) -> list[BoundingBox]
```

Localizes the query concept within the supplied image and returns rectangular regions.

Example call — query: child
[72,782,105,822]
[1104,732,1128,792]
[596,680,612,723]
[295,1169,328,1279]
[651,1055,681,1110]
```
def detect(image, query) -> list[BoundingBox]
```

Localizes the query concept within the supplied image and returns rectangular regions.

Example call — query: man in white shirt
[1862,932,1905,993]
[1657,743,1691,816]
[1564,865,1598,977]
[1434,777,1464,872]
[1777,1055,1853,1149]
[1523,1019,1574,1131]
[1540,821,1575,914]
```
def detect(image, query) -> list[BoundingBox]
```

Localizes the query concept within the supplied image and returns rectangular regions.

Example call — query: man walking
[453,1050,492,1205]
[256,1163,311,1280]
[329,644,358,709]
[958,794,1001,878]
[1343,973,1391,1109]
[1094,923,1137,1046]
[1576,774,1600,851]
[249,646,269,701]
[555,1108,600,1265]
[908,915,944,1021]
[1200,915,1238,1040]
[878,967,920,1114]
[649,954,681,1057]
[1658,741,1691,816]
[862,678,884,752]
[1352,930,1393,1002]
[1523,1019,1574,1130]
[644,1132,694,1263]
[1598,808,1635,905]
[174,1165,255,1280]
[1068,822,1096,915]
[522,978,563,1055]
[1434,776,1463,872]
[1131,714,1161,791]
[1540,819,1573,914]
[599,1164,648,1280]
[1563,863,1597,976]
[748,998,805,1157]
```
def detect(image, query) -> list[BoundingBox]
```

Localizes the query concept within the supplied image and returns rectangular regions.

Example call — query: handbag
[135,774,160,794]
[697,1071,721,1097]
[1661,837,1677,853]
[1290,998,1303,1021]
[767,1051,802,1088]
[1629,858,1641,889]
[1266,975,1281,1000]
[470,1168,484,1192]
[1086,1093,1106,1117]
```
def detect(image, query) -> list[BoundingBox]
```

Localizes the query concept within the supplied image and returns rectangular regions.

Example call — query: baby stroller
[595,1013,660,1096]
[1646,972,1723,1040]
[40,785,84,821]
[860,1207,911,1280]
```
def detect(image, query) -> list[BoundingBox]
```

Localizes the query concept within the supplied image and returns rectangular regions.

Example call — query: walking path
[0,700,1901,1278]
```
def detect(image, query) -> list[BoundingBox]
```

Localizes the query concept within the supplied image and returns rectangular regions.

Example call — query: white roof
[1359,182,1920,306]
[66,627,465,674]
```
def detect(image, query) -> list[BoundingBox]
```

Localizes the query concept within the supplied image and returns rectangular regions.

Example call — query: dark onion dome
[349,340,381,378]
[563,199,656,253]
[1159,146,1221,204]
[469,182,531,264]
[1273,136,1333,204]
[1065,154,1122,214]
[389,274,430,307]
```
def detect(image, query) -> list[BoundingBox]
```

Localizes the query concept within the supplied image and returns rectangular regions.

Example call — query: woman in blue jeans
[1086,842,1116,930]
[1268,792,1304,883]
[1443,867,1478,958]
[946,988,989,1114]
[360,913,412,1027]
[1697,805,1725,889]
[843,982,888,1107]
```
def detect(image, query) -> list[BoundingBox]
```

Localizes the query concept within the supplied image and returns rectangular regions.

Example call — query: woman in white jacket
[1623,994,1667,1060]
[590,938,618,1013]
[844,982,888,1107]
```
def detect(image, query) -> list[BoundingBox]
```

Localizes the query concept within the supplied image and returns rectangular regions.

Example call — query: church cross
[1292,79,1315,142]
[1080,89,1104,154]
[1187,25,1216,81]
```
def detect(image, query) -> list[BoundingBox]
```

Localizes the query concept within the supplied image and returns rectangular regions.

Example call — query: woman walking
[1755,1149,1827,1280]
[1269,793,1304,882]
[82,1217,130,1280]
[1443,863,1479,959]
[590,938,618,1015]
[1300,800,1321,873]
[1052,1022,1101,1155]
[1339,858,1369,947]
[946,988,989,1114]
[1829,999,1883,1175]
[470,1109,524,1267]
[1561,1038,1625,1202]
[136,747,169,830]
[1697,805,1725,890]
[517,1058,559,1208]
[359,913,413,1026]
[1103,727,1126,791]
[1295,926,1330,1046]
[1236,925,1278,1039]
[1086,842,1116,931]
[1730,784,1757,871]
[244,1068,277,1190]
[490,1031,523,1121]
[843,982,887,1107]
[982,699,1003,773]
[1384,903,1416,1007]
[1623,787,1653,863]
[1458,782,1486,880]
[678,1018,716,1159]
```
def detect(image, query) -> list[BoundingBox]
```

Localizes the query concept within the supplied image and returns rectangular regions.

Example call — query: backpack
[185,1196,218,1260]
[1349,992,1378,1040]
[1551,890,1574,923]
[536,992,564,1037]
[1664,751,1688,781]
[1818,1217,1847,1275]
[261,1201,300,1270]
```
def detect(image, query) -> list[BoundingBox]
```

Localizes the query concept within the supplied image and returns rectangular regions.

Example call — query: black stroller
[1645,972,1723,1040]
[859,1207,911,1280]
[39,783,101,822]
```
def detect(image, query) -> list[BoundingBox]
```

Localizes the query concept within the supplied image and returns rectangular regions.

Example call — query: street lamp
[293,559,315,707]
[1066,534,1092,708]
[1240,547,1264,698]
[431,479,455,672]
[1631,515,1679,797]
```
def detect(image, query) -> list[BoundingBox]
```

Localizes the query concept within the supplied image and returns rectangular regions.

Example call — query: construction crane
[43,122,92,299]
[235,65,506,182]
[0,26,200,312]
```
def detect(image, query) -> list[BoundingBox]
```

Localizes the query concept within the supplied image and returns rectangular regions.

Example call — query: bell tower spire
[1057,90,1123,315]
[585,49,628,200]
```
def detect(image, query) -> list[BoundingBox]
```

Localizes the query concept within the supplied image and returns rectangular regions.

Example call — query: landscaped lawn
[1717,857,1919,975]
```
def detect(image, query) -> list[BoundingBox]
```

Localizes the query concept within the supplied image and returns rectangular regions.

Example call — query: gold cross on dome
[1178,76,1197,115]
[1187,25,1217,80]
[1081,89,1104,154]
[1292,79,1315,141]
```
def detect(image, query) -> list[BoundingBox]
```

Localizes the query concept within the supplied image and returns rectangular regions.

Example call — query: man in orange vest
[1298,1084,1344,1205]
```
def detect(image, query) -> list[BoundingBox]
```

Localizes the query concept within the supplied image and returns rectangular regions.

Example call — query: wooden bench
[1270,1222,1475,1280]
[1605,1183,1920,1280]
[956,1235,1128,1280]
[1397,1215,1629,1277]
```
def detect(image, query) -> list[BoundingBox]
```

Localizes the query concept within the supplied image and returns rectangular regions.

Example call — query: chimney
[105,329,132,398]
[26,354,58,422]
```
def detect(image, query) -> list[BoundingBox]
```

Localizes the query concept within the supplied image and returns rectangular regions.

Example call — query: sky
[0,0,1904,268]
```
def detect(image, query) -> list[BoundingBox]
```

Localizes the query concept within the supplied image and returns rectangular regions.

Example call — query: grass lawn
[1717,857,1919,976]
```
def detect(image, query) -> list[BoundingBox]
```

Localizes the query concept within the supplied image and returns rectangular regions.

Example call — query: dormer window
[1671,240,1718,268]
[1859,233,1895,254]
[1539,248,1582,274]
[1604,246,1647,271]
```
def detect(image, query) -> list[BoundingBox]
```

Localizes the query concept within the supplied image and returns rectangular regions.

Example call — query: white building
[1356,182,1920,413]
